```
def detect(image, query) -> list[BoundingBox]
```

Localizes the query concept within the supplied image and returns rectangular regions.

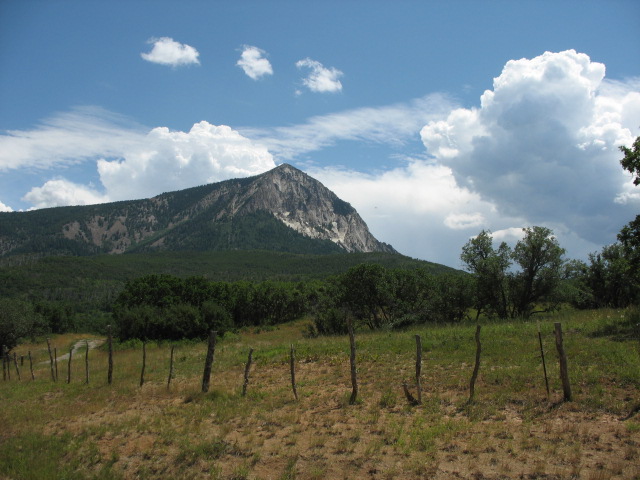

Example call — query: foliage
[0,298,47,352]
[461,227,566,319]
[619,135,640,186]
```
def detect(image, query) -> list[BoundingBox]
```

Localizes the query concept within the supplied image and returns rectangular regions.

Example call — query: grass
[1,308,639,479]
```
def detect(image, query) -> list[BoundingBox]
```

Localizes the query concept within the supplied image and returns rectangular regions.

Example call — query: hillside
[0,250,457,309]
[0,164,395,257]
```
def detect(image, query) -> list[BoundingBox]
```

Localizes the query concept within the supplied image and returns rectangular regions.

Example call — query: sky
[1,0,639,268]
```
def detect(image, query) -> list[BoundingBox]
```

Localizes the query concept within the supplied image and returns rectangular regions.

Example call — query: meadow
[1,308,639,480]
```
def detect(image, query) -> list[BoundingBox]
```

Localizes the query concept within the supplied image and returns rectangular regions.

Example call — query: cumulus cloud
[296,58,343,93]
[421,50,640,247]
[3,109,276,209]
[97,121,276,200]
[23,179,108,209]
[236,45,273,80]
[0,200,13,212]
[141,37,200,67]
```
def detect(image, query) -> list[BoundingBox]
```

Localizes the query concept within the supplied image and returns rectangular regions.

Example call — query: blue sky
[1,0,639,267]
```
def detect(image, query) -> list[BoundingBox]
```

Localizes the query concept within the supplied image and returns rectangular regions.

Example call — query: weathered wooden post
[13,352,20,381]
[242,348,254,397]
[46,338,56,382]
[347,318,358,405]
[290,344,298,401]
[537,321,550,398]
[2,345,7,381]
[167,345,175,390]
[28,350,35,381]
[140,342,146,387]
[468,324,482,403]
[54,348,58,382]
[66,347,72,384]
[415,334,423,405]
[554,322,572,402]
[107,325,113,385]
[202,330,217,393]
[84,340,89,384]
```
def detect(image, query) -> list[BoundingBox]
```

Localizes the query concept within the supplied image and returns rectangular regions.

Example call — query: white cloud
[244,94,454,159]
[141,37,200,67]
[236,45,273,80]
[0,200,13,212]
[296,58,343,93]
[421,50,640,248]
[23,179,108,209]
[0,106,146,171]
[97,121,276,201]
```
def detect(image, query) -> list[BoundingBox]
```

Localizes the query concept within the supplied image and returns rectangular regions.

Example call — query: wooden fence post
[415,334,423,405]
[290,345,298,401]
[28,350,35,381]
[537,322,550,398]
[242,348,254,397]
[468,324,482,403]
[140,342,146,387]
[347,318,358,405]
[2,345,6,381]
[54,348,58,382]
[13,352,20,381]
[107,325,113,385]
[66,347,72,384]
[167,345,175,390]
[46,338,56,382]
[84,340,89,384]
[202,330,217,393]
[554,322,572,402]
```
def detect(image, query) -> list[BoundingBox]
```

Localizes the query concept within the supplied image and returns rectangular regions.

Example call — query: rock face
[0,164,395,256]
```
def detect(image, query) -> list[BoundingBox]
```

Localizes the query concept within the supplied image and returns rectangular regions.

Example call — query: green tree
[620,135,640,186]
[511,226,566,317]
[460,230,511,319]
[0,299,47,352]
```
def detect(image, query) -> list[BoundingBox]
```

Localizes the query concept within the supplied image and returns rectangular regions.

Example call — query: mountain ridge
[0,164,395,257]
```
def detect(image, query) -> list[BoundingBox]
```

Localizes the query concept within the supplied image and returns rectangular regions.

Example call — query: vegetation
[0,309,638,479]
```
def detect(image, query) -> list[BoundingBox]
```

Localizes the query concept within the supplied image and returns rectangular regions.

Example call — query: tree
[511,226,565,317]
[461,230,511,319]
[461,227,566,319]
[620,135,640,186]
[0,299,47,352]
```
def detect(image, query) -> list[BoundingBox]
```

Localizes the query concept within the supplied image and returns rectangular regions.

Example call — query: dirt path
[41,338,104,363]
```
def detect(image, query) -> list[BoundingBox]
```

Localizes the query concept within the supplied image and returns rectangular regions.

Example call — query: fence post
[202,330,217,393]
[290,344,298,401]
[347,318,358,405]
[28,350,35,381]
[167,345,175,390]
[54,348,58,382]
[2,345,6,381]
[140,342,146,387]
[66,347,72,384]
[46,339,55,382]
[415,334,423,405]
[13,352,20,381]
[468,324,482,403]
[85,340,89,384]
[537,322,550,398]
[107,325,113,385]
[242,348,254,397]
[554,322,572,402]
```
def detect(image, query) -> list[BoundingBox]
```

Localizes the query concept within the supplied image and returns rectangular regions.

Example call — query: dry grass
[1,310,639,479]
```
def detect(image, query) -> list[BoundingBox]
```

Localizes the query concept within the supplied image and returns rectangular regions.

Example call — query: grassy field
[1,309,639,479]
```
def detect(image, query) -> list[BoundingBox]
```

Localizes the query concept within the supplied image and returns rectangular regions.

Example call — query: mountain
[0,164,396,257]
